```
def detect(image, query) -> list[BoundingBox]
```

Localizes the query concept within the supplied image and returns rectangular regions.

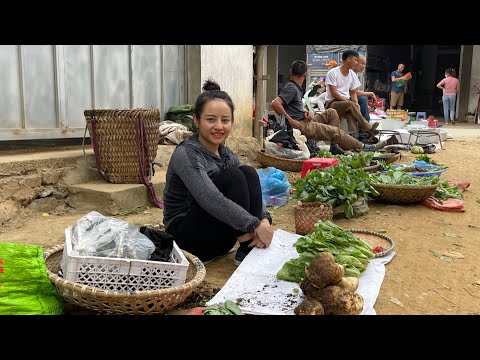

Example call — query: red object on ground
[428,119,439,127]
[447,180,470,191]
[422,197,465,212]
[301,157,340,178]
[188,307,206,315]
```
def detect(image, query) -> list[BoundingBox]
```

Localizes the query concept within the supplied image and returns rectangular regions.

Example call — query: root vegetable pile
[294,252,364,315]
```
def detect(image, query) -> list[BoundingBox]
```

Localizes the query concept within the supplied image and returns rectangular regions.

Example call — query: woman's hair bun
[202,78,221,91]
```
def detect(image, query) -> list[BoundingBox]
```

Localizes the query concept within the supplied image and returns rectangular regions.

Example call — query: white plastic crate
[61,227,189,292]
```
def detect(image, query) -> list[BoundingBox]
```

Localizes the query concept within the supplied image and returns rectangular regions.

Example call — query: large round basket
[362,160,380,173]
[373,152,401,164]
[43,245,206,315]
[294,202,333,235]
[257,150,304,172]
[349,229,395,258]
[371,183,439,204]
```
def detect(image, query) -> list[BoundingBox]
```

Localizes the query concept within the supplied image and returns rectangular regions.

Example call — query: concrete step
[66,170,167,215]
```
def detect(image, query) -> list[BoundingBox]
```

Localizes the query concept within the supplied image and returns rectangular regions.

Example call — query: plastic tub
[385,163,446,177]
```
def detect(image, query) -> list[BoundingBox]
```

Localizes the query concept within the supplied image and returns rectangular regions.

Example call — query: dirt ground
[2,124,480,315]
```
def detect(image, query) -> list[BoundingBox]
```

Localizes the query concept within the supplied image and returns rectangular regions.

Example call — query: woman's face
[194,99,232,151]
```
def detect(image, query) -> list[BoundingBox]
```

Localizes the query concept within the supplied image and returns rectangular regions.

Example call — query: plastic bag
[0,242,64,315]
[265,129,310,160]
[257,167,291,207]
[71,211,155,260]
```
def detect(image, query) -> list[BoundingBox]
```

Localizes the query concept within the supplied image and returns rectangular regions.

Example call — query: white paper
[207,229,395,315]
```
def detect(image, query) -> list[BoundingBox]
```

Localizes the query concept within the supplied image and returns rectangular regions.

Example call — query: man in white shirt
[324,50,378,135]
[354,55,377,121]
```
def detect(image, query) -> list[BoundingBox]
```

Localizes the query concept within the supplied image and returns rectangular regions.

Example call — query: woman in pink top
[437,68,460,125]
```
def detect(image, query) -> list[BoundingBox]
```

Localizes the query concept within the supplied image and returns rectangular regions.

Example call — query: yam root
[305,252,344,289]
[300,278,323,299]
[334,277,359,293]
[294,299,325,315]
[317,285,364,315]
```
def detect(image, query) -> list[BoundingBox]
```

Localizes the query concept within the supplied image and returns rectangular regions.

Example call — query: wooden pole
[254,45,267,145]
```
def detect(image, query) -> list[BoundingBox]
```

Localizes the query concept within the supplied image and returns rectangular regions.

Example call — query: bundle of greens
[295,164,377,218]
[277,221,374,283]
[315,150,375,169]
[415,154,439,165]
[202,300,244,315]
[433,179,464,200]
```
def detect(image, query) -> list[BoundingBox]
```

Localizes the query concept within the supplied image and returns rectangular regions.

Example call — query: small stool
[407,129,444,149]
[301,157,340,178]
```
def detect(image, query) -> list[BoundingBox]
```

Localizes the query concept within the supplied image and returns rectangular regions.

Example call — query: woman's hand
[249,219,274,248]
[237,232,253,243]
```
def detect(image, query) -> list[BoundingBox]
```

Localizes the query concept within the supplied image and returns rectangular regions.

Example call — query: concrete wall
[186,45,201,104]
[201,45,253,137]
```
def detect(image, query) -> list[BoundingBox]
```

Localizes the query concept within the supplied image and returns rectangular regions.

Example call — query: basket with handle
[84,109,163,208]
[294,202,333,235]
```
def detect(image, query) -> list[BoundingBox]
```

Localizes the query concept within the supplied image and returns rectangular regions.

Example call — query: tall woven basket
[294,202,333,235]
[84,109,163,208]
[84,109,160,184]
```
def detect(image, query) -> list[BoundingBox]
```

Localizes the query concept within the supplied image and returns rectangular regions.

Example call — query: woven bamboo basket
[84,109,161,184]
[294,202,333,235]
[371,183,439,204]
[257,150,304,172]
[349,229,395,258]
[373,152,401,164]
[362,160,380,173]
[43,244,205,315]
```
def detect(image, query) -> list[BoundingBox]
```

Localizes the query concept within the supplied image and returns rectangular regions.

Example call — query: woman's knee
[239,165,258,180]
[215,167,245,184]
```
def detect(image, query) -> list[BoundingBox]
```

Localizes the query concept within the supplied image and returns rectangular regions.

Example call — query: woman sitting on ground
[163,79,274,265]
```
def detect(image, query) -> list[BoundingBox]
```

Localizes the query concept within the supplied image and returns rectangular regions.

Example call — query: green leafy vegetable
[203,300,244,315]
[276,221,374,283]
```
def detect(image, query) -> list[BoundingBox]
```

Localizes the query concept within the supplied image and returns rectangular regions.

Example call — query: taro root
[334,277,359,293]
[317,285,364,315]
[294,299,325,315]
[305,252,344,289]
[300,278,323,299]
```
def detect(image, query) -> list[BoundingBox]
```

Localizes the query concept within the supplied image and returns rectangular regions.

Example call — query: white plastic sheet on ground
[207,229,395,315]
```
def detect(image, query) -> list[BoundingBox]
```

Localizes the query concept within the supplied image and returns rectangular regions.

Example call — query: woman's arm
[437,79,445,89]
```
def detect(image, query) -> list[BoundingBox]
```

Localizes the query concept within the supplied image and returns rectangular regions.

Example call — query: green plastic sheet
[0,242,64,315]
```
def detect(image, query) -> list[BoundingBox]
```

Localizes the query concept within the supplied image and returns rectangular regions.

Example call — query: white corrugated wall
[0,45,186,141]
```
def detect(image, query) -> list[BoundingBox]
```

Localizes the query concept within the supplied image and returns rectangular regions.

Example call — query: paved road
[443,123,480,140]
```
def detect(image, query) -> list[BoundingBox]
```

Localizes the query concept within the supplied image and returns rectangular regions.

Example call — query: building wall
[0,45,187,141]
[201,45,253,137]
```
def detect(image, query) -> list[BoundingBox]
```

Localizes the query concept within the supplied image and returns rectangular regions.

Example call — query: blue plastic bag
[256,167,291,207]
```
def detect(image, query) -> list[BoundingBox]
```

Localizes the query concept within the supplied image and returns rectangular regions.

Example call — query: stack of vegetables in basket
[295,163,377,220]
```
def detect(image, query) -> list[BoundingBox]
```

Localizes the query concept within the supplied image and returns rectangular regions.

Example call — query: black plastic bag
[139,226,174,262]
